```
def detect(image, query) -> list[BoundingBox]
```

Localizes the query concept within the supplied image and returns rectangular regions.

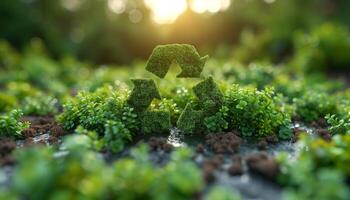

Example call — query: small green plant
[0,93,17,112]
[224,85,291,138]
[8,139,203,200]
[20,95,58,116]
[0,109,29,139]
[112,145,203,200]
[293,90,337,123]
[152,98,181,124]
[278,134,350,200]
[104,120,133,152]
[204,106,229,133]
[59,86,137,152]
[292,23,350,72]
[325,114,350,135]
[146,44,208,78]
[205,186,242,200]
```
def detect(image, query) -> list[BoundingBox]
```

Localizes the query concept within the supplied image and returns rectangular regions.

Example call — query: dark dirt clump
[148,137,173,152]
[245,152,280,180]
[316,129,332,141]
[205,132,241,154]
[20,116,67,146]
[257,139,268,150]
[311,118,328,129]
[265,134,279,144]
[228,155,243,176]
[292,128,305,143]
[0,138,16,166]
[196,143,205,153]
[202,161,216,183]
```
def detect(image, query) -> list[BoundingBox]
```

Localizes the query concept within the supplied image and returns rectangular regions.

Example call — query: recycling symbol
[127,44,223,134]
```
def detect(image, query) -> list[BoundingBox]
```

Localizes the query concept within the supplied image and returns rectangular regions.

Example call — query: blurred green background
[1,0,349,65]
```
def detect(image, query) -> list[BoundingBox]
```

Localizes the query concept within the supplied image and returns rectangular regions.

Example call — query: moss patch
[176,103,203,134]
[141,111,171,134]
[146,44,208,78]
[193,76,224,115]
[127,79,161,112]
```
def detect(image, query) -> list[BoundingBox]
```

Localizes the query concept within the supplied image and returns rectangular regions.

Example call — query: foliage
[0,92,17,112]
[58,86,137,152]
[7,137,203,200]
[0,109,29,139]
[20,95,58,116]
[326,114,350,135]
[111,145,203,200]
[292,23,350,72]
[293,90,337,123]
[205,186,242,200]
[204,106,229,133]
[146,44,208,78]
[224,85,291,138]
[152,98,181,124]
[11,136,111,200]
[104,120,133,152]
[278,134,350,200]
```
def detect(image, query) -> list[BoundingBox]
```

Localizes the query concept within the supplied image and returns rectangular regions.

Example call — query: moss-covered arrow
[176,76,224,134]
[146,44,209,78]
[193,76,224,115]
[127,79,161,113]
[176,103,203,134]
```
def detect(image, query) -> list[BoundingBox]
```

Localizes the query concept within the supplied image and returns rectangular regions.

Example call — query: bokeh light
[190,0,231,14]
[144,0,188,24]
[108,0,126,14]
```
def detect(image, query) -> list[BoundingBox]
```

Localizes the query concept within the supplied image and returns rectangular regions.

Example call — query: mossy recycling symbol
[127,44,223,134]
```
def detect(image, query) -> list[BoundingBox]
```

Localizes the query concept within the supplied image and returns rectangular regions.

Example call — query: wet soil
[0,138,16,166]
[0,123,319,200]
[20,116,67,146]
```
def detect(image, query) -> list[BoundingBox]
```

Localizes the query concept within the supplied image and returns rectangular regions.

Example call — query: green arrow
[176,103,203,134]
[127,79,161,112]
[176,77,224,134]
[146,44,208,78]
[193,76,224,115]
[141,111,171,134]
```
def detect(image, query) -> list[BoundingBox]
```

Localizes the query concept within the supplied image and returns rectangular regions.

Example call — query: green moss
[141,110,171,134]
[146,44,208,78]
[176,103,203,134]
[127,79,161,112]
[193,76,224,115]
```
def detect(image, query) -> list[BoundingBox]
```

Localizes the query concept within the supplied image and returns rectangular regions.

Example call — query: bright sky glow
[105,0,233,24]
[190,0,231,14]
[144,0,188,24]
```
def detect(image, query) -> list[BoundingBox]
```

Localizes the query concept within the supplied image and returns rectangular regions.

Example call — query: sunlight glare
[190,0,231,14]
[108,0,126,14]
[144,0,187,24]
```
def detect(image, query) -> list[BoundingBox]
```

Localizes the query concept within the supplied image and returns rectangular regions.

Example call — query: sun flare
[144,0,188,24]
[144,0,232,24]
